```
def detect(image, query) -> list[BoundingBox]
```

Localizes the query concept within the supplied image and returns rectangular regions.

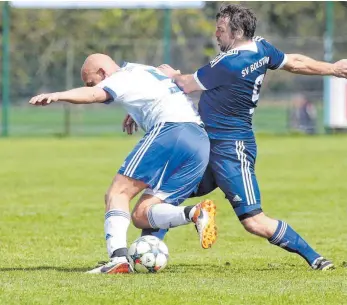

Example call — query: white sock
[147,204,191,229]
[104,209,130,258]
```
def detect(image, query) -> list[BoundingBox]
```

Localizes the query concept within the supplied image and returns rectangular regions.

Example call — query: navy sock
[268,220,320,265]
[141,228,168,240]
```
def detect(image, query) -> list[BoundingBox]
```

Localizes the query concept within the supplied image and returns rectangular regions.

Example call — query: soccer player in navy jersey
[157,4,347,271]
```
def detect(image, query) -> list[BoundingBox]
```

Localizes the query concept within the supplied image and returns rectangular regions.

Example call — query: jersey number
[146,69,181,94]
[252,74,265,103]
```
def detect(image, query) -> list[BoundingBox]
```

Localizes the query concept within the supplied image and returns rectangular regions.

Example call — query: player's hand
[333,59,347,78]
[157,64,181,78]
[29,93,60,106]
[122,114,138,135]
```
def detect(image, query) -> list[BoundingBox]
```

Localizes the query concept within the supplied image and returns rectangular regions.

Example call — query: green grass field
[6,102,325,136]
[0,135,346,305]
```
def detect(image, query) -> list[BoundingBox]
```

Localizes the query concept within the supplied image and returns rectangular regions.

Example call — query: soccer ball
[128,235,169,273]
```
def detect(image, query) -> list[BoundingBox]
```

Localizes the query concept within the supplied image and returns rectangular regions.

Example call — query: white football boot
[191,199,217,249]
[86,256,133,274]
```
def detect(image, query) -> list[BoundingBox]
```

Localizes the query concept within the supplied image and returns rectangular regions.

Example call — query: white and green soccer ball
[128,235,169,273]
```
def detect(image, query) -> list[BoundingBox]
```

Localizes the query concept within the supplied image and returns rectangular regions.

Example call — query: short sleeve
[96,71,130,103]
[260,39,287,70]
[193,55,233,90]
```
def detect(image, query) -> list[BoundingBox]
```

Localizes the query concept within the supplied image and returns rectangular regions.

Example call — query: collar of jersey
[232,41,258,53]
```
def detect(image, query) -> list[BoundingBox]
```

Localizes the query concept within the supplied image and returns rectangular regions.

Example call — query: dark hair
[216,4,257,39]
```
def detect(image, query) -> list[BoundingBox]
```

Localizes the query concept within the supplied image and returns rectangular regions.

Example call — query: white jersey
[97,62,202,132]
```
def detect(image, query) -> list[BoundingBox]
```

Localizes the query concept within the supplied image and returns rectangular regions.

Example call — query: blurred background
[1,1,347,137]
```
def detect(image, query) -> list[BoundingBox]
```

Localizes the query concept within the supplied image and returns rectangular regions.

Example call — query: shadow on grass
[0,266,89,272]
[0,263,304,274]
[1,264,226,274]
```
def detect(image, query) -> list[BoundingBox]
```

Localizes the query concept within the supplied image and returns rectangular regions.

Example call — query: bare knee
[132,194,163,229]
[241,217,262,235]
[105,174,147,210]
[240,213,278,238]
[131,208,145,229]
[107,174,147,199]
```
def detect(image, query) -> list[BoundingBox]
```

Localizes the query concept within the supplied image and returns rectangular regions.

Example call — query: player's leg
[241,213,334,270]
[133,191,217,250]
[139,164,218,241]
[132,194,190,229]
[88,124,168,274]
[213,139,333,270]
[88,174,147,274]
[132,122,217,249]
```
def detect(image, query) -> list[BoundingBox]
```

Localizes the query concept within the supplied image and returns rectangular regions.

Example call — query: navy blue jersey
[194,37,286,140]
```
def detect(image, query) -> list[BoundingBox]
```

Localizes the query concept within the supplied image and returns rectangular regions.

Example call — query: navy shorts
[193,138,261,220]
[119,122,210,205]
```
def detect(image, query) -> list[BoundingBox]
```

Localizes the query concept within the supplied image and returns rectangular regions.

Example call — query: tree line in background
[0,1,346,102]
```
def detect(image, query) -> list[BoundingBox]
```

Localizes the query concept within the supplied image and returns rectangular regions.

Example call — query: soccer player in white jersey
[28,53,217,274]
[155,4,347,270]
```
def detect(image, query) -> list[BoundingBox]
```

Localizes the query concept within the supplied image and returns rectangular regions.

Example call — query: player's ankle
[110,247,128,260]
[110,256,128,263]
[183,205,196,221]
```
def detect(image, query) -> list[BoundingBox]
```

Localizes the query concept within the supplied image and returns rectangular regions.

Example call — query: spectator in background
[288,94,317,134]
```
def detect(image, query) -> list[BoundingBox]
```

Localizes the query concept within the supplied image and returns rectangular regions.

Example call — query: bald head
[81,53,120,87]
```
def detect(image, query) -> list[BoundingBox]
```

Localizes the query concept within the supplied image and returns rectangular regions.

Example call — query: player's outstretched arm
[282,54,347,78]
[158,64,201,94]
[29,87,111,106]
